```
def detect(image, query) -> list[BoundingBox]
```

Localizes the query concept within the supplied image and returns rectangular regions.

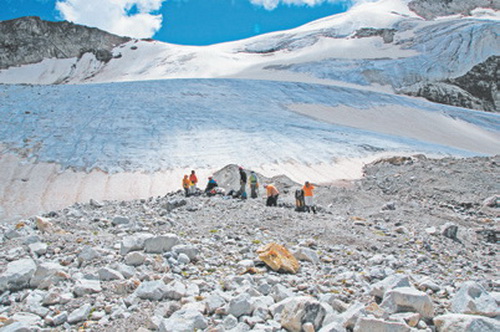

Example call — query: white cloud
[249,0,354,11]
[55,0,167,38]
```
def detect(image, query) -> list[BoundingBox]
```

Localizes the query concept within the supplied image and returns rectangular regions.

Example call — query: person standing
[182,175,191,197]
[239,166,247,199]
[302,181,316,213]
[189,170,198,195]
[249,171,259,198]
[264,184,279,207]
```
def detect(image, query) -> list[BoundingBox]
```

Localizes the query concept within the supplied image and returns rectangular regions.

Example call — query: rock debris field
[0,155,498,332]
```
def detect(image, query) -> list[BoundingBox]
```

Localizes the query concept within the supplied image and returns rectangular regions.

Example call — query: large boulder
[279,296,326,332]
[0,258,36,292]
[370,274,411,299]
[135,280,168,301]
[159,308,208,332]
[257,243,300,274]
[30,262,69,289]
[381,287,434,319]
[451,281,499,317]
[354,316,411,332]
[120,233,153,255]
[144,234,180,254]
[434,313,500,332]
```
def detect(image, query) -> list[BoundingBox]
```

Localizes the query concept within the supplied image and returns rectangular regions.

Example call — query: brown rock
[256,243,300,274]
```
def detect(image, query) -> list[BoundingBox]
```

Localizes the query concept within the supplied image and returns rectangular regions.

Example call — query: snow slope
[0,0,498,91]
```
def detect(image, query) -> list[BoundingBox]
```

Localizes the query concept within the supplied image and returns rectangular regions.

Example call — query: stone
[294,247,320,264]
[318,321,344,332]
[0,258,36,292]
[172,244,199,261]
[48,311,68,326]
[370,274,411,299]
[125,251,146,266]
[482,195,499,208]
[68,303,91,324]
[78,245,100,263]
[135,280,168,301]
[205,292,227,314]
[0,322,31,332]
[340,302,367,330]
[177,253,190,264]
[90,199,104,207]
[389,312,421,328]
[73,279,102,297]
[441,222,459,241]
[165,280,187,300]
[120,233,153,255]
[425,226,438,235]
[434,313,500,332]
[418,277,441,292]
[144,234,180,253]
[98,267,125,281]
[257,243,300,274]
[28,242,47,256]
[270,284,295,302]
[159,308,207,332]
[381,287,434,319]
[112,216,130,226]
[228,293,254,318]
[354,316,410,332]
[114,263,136,279]
[451,281,499,317]
[30,262,69,289]
[34,216,54,233]
[279,296,326,332]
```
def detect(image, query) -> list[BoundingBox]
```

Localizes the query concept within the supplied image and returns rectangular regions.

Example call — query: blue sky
[0,0,354,45]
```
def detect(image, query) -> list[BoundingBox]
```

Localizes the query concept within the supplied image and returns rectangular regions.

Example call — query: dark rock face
[408,0,500,20]
[400,56,499,112]
[0,16,130,69]
[353,28,397,43]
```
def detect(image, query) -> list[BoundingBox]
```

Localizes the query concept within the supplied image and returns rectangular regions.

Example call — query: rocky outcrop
[399,56,499,112]
[0,16,130,69]
[408,0,500,20]
[353,28,397,43]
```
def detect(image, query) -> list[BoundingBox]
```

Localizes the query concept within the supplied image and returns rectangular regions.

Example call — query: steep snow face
[1,79,499,174]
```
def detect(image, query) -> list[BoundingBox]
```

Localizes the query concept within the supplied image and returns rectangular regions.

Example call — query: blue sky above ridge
[0,0,354,45]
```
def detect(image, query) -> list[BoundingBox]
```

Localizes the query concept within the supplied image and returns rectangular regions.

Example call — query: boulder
[228,293,254,318]
[294,247,320,264]
[68,303,91,324]
[257,243,300,274]
[120,233,153,255]
[159,308,207,332]
[135,280,168,301]
[28,242,47,256]
[451,281,499,317]
[434,313,500,332]
[125,251,146,266]
[441,222,459,241]
[279,296,326,332]
[0,322,31,332]
[112,216,130,226]
[370,274,411,299]
[144,234,180,253]
[164,280,187,300]
[354,317,410,332]
[381,287,434,319]
[30,262,69,289]
[73,279,102,297]
[98,267,124,281]
[172,244,198,261]
[0,258,36,292]
[34,216,54,233]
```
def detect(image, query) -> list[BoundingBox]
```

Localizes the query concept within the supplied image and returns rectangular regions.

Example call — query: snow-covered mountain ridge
[0,0,498,111]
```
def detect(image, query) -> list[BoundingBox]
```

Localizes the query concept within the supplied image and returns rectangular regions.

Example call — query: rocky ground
[0,155,498,332]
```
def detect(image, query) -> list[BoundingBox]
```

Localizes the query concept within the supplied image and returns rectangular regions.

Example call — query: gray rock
[223,315,239,330]
[370,274,411,299]
[294,247,320,264]
[68,303,91,324]
[172,244,198,261]
[98,267,124,281]
[441,222,459,241]
[340,302,367,330]
[228,293,254,318]
[165,280,187,300]
[159,308,207,332]
[114,263,136,279]
[451,281,499,317]
[120,233,153,255]
[0,322,31,332]
[354,316,410,332]
[73,279,102,297]
[270,284,295,302]
[318,321,345,332]
[279,296,326,332]
[381,287,434,319]
[112,216,130,226]
[28,242,47,256]
[30,262,68,289]
[0,258,36,292]
[48,311,68,326]
[78,245,100,263]
[135,280,168,301]
[177,253,190,265]
[125,251,146,266]
[205,292,227,314]
[418,277,441,292]
[90,199,104,207]
[434,313,500,332]
[144,234,180,253]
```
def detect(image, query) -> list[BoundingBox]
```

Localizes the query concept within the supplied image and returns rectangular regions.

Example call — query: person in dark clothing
[239,166,247,199]
[249,171,259,198]
[205,177,218,193]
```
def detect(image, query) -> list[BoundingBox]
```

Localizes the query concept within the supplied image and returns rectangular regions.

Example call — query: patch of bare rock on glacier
[0,155,498,331]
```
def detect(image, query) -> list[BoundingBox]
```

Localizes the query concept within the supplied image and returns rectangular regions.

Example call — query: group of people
[181,167,317,213]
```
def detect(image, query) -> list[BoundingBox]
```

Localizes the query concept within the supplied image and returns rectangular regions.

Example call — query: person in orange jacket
[189,170,198,194]
[182,175,191,197]
[264,184,279,207]
[302,181,316,213]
